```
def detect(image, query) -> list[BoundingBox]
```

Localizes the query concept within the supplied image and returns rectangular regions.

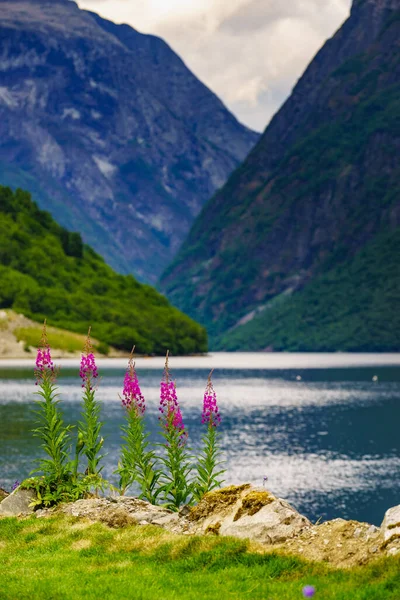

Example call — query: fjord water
[1,353,400,526]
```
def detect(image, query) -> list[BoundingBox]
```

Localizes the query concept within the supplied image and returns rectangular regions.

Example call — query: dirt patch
[99,508,136,529]
[278,518,383,568]
[189,485,251,522]
[0,488,8,502]
[233,491,275,522]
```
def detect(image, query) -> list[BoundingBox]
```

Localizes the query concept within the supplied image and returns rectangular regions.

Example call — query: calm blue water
[1,353,400,526]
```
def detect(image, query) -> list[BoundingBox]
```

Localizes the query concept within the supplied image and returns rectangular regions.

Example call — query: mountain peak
[0,0,258,282]
[351,0,400,13]
[160,0,400,351]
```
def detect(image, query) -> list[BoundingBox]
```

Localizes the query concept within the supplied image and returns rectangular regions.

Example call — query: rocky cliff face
[0,0,258,281]
[161,0,400,351]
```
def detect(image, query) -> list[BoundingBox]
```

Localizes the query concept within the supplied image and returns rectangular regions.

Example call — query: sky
[76,0,352,132]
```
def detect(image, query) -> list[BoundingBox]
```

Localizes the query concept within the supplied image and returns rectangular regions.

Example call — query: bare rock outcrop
[280,518,382,568]
[39,497,194,535]
[0,488,36,516]
[381,505,400,556]
[188,484,311,544]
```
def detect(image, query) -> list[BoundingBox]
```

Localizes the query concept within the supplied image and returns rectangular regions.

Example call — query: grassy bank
[14,325,109,355]
[0,515,399,599]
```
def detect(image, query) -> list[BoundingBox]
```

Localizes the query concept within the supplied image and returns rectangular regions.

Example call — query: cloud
[76,0,351,131]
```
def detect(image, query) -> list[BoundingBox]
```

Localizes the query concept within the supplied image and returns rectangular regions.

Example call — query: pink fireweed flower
[80,328,98,388]
[202,370,221,427]
[159,351,187,442]
[172,406,185,432]
[34,321,55,383]
[121,350,145,415]
[159,350,179,414]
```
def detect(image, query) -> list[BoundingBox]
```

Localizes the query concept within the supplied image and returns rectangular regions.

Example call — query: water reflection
[0,356,399,525]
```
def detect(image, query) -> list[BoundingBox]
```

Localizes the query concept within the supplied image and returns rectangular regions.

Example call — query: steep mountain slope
[0,185,207,355]
[161,0,400,351]
[0,0,258,282]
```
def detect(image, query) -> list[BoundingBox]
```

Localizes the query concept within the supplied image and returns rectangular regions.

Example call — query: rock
[189,485,311,544]
[0,488,36,516]
[57,497,194,535]
[151,514,181,528]
[281,518,383,568]
[99,507,136,529]
[381,505,400,544]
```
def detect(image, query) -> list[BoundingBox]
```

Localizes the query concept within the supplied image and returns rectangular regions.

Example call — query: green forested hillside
[0,186,207,355]
[217,229,400,351]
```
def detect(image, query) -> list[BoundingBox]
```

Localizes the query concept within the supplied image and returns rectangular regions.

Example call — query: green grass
[14,326,100,354]
[0,515,399,599]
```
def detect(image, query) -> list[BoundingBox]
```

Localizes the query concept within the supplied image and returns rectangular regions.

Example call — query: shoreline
[1,352,400,370]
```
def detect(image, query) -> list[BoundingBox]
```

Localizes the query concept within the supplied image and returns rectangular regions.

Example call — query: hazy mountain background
[0,0,258,282]
[161,0,400,352]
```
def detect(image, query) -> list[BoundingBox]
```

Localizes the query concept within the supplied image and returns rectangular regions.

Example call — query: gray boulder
[381,505,400,545]
[0,488,36,517]
[189,484,311,544]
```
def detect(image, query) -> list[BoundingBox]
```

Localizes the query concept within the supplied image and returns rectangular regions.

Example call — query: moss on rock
[189,485,251,521]
[233,491,275,522]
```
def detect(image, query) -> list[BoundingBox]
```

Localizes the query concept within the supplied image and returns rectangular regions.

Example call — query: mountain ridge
[160,0,400,351]
[0,0,258,281]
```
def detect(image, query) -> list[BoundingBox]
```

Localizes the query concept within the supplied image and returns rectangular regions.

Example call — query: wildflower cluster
[118,351,224,509]
[24,323,106,508]
[26,323,225,511]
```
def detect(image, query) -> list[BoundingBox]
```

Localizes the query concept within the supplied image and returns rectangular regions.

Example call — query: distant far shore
[1,352,400,371]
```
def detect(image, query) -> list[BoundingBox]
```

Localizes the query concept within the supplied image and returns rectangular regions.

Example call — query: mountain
[0,185,207,355]
[0,0,258,282]
[160,0,400,352]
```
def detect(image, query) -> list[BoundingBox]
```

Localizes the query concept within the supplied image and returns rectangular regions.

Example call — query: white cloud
[76,0,352,131]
